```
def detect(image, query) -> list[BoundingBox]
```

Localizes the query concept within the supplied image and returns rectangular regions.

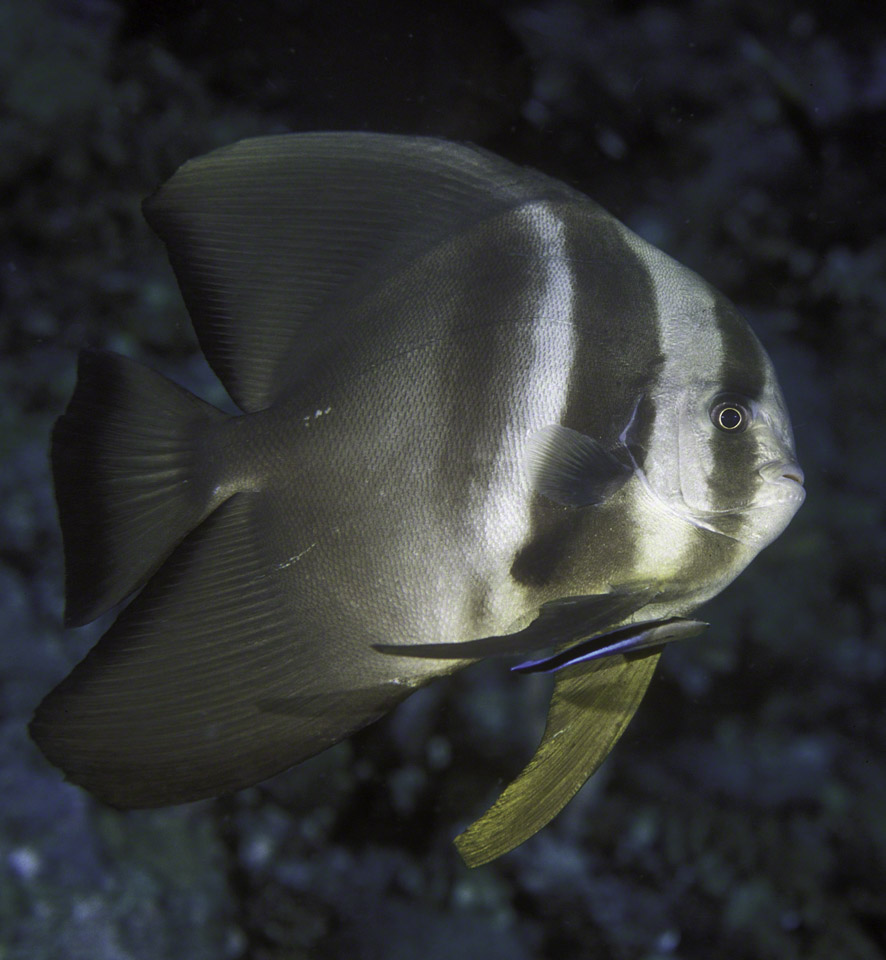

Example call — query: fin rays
[31,494,415,806]
[456,653,660,867]
[143,133,581,411]
[52,351,228,626]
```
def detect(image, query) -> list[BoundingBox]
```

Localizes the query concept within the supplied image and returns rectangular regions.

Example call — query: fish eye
[709,396,751,433]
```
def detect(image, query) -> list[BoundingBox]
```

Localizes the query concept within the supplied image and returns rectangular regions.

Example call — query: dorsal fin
[143,133,583,412]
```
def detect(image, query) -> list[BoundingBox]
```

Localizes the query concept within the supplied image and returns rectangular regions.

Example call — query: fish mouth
[759,460,806,503]
[677,459,806,536]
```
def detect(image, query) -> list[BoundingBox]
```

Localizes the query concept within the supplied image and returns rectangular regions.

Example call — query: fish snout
[759,459,806,502]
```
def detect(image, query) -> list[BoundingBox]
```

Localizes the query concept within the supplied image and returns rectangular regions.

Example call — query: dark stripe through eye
[710,397,750,433]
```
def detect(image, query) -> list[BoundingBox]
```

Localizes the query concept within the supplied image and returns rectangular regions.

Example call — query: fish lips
[758,459,806,506]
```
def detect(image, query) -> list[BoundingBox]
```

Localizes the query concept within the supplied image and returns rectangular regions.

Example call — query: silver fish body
[30,133,804,865]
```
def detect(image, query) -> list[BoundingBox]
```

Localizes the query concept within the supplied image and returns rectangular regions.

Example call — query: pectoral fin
[524,424,633,507]
[455,652,660,868]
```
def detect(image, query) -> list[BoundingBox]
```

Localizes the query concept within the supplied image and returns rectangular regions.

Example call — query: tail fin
[52,350,229,626]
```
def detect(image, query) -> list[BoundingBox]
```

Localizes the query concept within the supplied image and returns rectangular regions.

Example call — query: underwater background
[1,0,884,957]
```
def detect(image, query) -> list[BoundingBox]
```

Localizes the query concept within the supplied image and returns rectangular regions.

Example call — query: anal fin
[30,494,412,807]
